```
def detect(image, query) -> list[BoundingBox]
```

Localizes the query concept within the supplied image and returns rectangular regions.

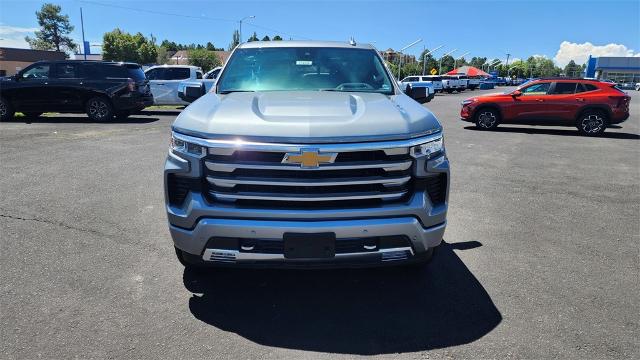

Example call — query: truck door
[11,63,56,111]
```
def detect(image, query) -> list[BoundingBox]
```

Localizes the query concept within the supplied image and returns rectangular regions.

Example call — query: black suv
[0,61,154,121]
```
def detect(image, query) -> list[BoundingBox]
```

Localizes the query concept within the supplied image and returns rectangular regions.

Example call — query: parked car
[178,66,222,103]
[466,76,481,90]
[204,66,222,79]
[166,40,449,269]
[145,65,207,105]
[452,75,468,92]
[440,75,459,93]
[398,76,435,102]
[420,75,444,93]
[0,60,153,122]
[460,78,631,136]
[635,82,640,91]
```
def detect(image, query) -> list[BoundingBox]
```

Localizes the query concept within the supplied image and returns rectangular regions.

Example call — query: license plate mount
[283,232,336,259]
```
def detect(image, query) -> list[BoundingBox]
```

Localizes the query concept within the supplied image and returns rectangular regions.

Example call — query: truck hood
[172,91,441,143]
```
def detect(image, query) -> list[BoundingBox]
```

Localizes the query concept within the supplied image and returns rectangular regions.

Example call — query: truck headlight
[410,135,444,159]
[170,132,204,156]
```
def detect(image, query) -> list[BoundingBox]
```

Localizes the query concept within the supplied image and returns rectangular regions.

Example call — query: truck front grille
[203,148,413,207]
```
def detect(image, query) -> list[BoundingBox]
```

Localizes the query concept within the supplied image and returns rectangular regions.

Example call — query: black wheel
[475,108,500,130]
[577,110,607,136]
[174,247,203,268]
[114,110,130,120]
[0,97,15,121]
[85,97,113,122]
[446,89,453,94]
[23,112,43,118]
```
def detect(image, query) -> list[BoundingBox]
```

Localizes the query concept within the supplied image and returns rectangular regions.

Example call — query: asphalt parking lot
[1,87,638,359]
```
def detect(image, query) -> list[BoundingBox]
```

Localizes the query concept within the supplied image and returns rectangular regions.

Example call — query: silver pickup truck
[165,41,449,268]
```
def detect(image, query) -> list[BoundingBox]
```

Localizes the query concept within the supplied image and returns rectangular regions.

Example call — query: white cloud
[0,24,38,49]
[554,41,640,67]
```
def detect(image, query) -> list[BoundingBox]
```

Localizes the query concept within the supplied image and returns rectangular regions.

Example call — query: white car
[144,65,204,105]
[440,75,460,93]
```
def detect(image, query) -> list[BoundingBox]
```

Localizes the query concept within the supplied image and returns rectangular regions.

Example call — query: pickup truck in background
[178,66,223,103]
[420,75,443,93]
[466,76,481,90]
[453,75,468,92]
[398,76,435,102]
[145,65,214,105]
[440,75,459,93]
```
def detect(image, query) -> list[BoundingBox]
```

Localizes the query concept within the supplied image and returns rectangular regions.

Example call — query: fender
[575,104,612,121]
[471,103,504,120]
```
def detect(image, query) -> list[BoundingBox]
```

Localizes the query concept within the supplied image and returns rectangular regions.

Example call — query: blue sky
[1,0,639,66]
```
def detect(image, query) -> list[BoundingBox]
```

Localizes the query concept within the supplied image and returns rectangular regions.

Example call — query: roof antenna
[349,37,356,46]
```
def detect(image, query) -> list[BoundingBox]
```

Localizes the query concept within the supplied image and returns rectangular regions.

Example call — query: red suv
[460,78,631,136]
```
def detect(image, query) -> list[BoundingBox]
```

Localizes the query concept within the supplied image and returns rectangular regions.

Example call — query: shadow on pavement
[7,116,160,124]
[464,126,640,140]
[184,240,501,355]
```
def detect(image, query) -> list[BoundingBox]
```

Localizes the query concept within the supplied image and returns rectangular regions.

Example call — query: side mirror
[406,85,428,104]
[511,90,522,97]
[178,83,205,103]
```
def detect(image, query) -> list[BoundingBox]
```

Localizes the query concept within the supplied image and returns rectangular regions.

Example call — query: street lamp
[396,38,422,80]
[238,15,255,43]
[422,44,444,75]
[438,49,457,75]
[453,51,470,71]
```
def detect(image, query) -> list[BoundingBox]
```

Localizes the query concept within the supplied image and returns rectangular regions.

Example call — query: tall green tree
[102,29,157,64]
[206,42,216,51]
[418,49,438,75]
[273,35,283,41]
[25,3,76,52]
[247,32,259,42]
[228,30,240,50]
[438,55,455,74]
[564,60,581,77]
[187,49,221,72]
[469,57,487,69]
[261,35,271,41]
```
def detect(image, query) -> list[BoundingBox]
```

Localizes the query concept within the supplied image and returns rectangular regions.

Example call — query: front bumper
[171,217,446,267]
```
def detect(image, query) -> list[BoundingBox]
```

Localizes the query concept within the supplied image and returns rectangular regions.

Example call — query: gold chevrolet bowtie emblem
[282,149,337,168]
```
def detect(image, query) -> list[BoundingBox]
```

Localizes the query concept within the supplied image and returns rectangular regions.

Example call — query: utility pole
[422,44,443,75]
[439,49,457,75]
[238,15,255,43]
[80,7,86,60]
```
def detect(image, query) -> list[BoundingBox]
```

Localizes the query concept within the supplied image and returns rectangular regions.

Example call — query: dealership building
[584,56,640,85]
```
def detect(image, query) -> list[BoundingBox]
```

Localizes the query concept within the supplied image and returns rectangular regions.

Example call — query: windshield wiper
[218,90,256,94]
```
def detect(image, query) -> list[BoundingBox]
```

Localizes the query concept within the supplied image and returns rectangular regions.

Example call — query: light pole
[80,7,86,60]
[453,51,470,71]
[439,49,457,75]
[238,15,255,43]
[396,38,422,80]
[422,44,444,75]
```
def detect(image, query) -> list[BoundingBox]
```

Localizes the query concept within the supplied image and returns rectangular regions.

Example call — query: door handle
[536,99,544,102]
[575,98,585,102]
[156,83,165,85]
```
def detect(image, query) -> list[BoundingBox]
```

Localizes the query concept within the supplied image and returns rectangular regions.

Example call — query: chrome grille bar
[205,160,412,173]
[207,175,411,188]
[210,191,408,202]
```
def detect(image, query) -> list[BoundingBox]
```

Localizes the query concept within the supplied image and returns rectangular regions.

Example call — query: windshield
[217,47,394,94]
